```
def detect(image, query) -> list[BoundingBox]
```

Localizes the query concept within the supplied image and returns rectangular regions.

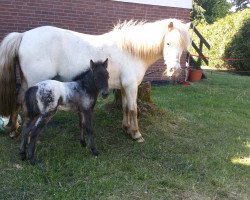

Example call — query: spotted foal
[19,59,109,165]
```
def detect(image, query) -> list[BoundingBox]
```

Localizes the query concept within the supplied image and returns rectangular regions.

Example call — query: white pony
[0,19,191,142]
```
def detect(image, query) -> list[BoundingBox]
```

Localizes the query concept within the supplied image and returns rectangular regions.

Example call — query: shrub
[190,9,250,70]
[224,17,250,70]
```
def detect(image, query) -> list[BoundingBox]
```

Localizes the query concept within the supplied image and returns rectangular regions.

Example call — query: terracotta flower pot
[188,68,203,82]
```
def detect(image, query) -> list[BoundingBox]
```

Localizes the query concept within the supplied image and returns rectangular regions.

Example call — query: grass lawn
[0,70,249,199]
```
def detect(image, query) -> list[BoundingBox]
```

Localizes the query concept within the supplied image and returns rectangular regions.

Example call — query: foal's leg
[125,85,144,143]
[83,109,99,156]
[78,112,86,147]
[28,112,55,165]
[121,88,130,132]
[19,117,37,160]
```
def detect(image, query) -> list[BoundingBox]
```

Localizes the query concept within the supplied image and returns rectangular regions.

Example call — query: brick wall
[0,0,191,81]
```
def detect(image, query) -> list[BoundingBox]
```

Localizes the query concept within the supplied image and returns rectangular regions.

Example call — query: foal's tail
[0,32,23,116]
[25,86,40,118]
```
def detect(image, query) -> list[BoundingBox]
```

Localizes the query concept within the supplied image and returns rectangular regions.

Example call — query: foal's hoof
[28,157,37,165]
[20,152,26,161]
[80,140,86,147]
[91,148,99,157]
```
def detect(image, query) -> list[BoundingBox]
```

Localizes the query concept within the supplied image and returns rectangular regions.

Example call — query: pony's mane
[112,19,190,63]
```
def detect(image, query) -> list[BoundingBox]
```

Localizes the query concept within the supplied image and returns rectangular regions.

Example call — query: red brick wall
[0,0,191,81]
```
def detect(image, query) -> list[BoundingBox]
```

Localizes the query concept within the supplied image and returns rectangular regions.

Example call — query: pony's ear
[103,58,108,68]
[168,22,174,31]
[185,22,191,30]
[90,59,95,70]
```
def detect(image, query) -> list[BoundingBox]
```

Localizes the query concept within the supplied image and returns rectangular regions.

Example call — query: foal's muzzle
[101,90,109,99]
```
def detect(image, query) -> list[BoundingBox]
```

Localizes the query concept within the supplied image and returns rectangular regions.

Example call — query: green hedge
[190,9,250,70]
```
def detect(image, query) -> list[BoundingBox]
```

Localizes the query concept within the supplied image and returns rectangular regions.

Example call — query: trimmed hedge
[190,9,250,70]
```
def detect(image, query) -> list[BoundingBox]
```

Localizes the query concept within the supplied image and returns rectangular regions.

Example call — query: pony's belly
[107,67,122,89]
[108,79,122,89]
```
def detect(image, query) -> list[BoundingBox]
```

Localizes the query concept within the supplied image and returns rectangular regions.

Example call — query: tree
[191,0,232,23]
[230,0,249,11]
[190,0,206,24]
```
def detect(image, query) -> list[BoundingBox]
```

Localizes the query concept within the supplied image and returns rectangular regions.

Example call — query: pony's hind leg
[78,112,86,147]
[124,85,145,143]
[6,109,20,138]
[7,80,27,138]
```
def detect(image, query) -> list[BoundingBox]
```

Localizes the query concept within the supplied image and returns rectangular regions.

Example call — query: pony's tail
[0,32,23,116]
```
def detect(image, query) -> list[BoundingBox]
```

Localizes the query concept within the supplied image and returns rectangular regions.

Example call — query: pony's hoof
[131,130,144,142]
[20,152,26,161]
[135,136,145,143]
[122,125,130,134]
[9,131,18,138]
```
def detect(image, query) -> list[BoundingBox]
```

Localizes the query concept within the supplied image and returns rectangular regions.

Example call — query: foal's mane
[73,69,92,81]
[112,19,190,63]
[72,61,105,81]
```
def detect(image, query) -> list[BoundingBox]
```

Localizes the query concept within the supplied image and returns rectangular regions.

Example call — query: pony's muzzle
[163,61,181,78]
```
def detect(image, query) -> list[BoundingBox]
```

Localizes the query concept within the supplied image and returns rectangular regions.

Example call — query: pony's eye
[166,43,170,46]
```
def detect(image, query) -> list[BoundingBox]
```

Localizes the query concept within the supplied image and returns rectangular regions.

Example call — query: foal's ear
[168,22,174,31]
[103,58,108,68]
[90,59,95,70]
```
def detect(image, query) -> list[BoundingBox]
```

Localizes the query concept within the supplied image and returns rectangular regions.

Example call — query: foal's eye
[166,43,170,46]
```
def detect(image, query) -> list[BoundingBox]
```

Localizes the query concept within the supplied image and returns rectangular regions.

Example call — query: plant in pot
[188,55,204,82]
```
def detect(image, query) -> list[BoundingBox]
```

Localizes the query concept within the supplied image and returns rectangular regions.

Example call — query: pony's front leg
[125,85,145,143]
[121,89,130,132]
[78,112,86,147]
[83,109,99,156]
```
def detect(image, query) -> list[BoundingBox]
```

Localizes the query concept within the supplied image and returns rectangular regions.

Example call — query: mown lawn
[0,70,249,200]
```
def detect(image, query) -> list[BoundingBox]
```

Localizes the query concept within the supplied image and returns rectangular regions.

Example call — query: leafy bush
[224,17,250,70]
[190,9,250,70]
